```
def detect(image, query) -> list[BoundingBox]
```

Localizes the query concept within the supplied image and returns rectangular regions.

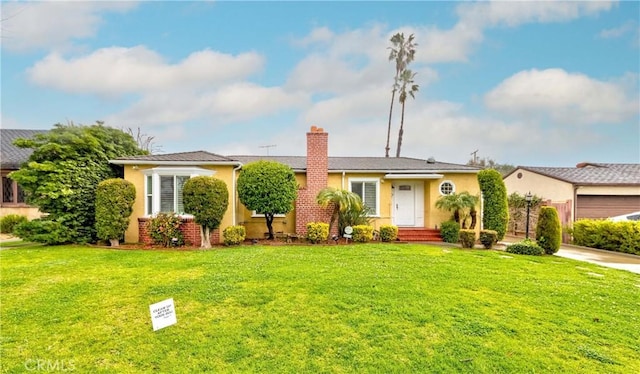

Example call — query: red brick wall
[295,126,334,236]
[138,217,219,247]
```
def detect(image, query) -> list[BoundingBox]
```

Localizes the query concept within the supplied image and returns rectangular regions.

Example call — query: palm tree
[435,192,479,228]
[316,187,363,237]
[385,33,417,158]
[395,68,419,157]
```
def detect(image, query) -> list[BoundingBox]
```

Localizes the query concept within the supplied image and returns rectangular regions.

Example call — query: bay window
[143,167,214,216]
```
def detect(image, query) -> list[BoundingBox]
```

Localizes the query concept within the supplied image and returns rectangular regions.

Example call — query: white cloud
[484,69,639,125]
[599,21,637,38]
[0,1,137,53]
[28,46,264,95]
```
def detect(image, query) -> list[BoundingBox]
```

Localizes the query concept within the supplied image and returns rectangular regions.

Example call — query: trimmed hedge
[459,229,476,248]
[440,221,460,243]
[223,225,246,246]
[0,214,28,234]
[352,225,374,242]
[478,169,509,240]
[506,239,545,256]
[536,206,562,254]
[95,178,136,246]
[479,230,498,249]
[379,225,398,242]
[13,219,73,245]
[307,222,329,244]
[572,220,640,255]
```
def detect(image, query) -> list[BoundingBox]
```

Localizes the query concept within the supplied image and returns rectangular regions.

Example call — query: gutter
[232,162,243,226]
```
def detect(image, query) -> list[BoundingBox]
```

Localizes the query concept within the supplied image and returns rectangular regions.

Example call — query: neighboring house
[0,129,47,219]
[503,163,640,226]
[110,126,481,245]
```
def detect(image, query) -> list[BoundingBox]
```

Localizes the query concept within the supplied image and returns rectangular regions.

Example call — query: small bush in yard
[459,229,476,248]
[479,230,498,249]
[352,225,374,242]
[223,225,246,246]
[307,222,329,244]
[536,206,562,254]
[147,213,184,247]
[0,214,28,234]
[379,225,398,242]
[572,220,640,255]
[440,220,460,243]
[13,219,73,245]
[506,239,544,256]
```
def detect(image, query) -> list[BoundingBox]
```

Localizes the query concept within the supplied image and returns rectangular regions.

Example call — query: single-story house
[0,129,47,219]
[110,126,482,245]
[503,163,640,226]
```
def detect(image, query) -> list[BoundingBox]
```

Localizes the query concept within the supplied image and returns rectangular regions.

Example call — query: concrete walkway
[503,236,640,274]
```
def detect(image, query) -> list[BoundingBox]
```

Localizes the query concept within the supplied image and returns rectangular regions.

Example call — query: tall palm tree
[395,68,419,157]
[316,187,363,237]
[435,192,478,228]
[385,33,417,158]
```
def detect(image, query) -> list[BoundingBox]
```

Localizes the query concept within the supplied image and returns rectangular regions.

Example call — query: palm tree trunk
[395,100,406,157]
[385,89,397,158]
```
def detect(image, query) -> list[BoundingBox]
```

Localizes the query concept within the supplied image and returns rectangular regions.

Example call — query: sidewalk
[503,235,640,274]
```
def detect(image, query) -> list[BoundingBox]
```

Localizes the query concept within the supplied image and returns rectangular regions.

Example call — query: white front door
[394,182,416,226]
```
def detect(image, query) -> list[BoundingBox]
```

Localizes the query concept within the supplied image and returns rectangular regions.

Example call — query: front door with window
[393,181,424,227]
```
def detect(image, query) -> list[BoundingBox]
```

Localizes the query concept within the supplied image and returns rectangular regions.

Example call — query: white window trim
[251,211,287,218]
[439,180,456,196]
[143,166,215,217]
[348,177,381,217]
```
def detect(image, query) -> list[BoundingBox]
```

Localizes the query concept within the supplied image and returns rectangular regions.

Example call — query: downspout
[573,185,579,223]
[341,171,346,189]
[232,163,243,226]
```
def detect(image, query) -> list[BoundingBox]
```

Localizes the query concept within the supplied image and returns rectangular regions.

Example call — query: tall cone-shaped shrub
[536,206,562,254]
[478,169,509,240]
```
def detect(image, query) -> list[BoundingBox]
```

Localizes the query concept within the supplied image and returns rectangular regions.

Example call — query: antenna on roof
[259,144,277,156]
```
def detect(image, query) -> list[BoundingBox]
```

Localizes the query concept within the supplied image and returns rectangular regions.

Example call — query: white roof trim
[384,173,444,180]
[109,160,241,166]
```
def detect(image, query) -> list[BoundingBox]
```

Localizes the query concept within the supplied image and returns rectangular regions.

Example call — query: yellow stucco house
[110,127,482,245]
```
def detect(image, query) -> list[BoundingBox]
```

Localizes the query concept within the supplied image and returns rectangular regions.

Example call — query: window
[143,167,214,216]
[439,180,455,195]
[349,178,379,216]
[1,175,26,205]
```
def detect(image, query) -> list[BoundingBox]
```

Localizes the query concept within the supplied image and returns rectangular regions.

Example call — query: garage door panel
[576,195,640,219]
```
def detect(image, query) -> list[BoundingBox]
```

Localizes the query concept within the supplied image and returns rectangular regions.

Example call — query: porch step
[397,228,442,242]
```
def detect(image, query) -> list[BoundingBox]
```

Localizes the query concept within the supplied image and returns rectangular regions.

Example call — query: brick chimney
[295,126,333,235]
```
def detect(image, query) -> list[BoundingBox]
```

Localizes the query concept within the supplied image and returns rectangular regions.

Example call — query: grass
[1,243,639,373]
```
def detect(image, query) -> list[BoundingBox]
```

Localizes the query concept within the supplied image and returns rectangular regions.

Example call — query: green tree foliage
[467,157,516,176]
[316,187,364,238]
[478,169,509,240]
[536,206,562,254]
[237,161,298,239]
[95,179,136,247]
[9,123,146,244]
[435,192,479,228]
[183,176,229,248]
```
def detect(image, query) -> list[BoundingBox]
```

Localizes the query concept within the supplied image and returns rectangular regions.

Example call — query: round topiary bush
[506,239,544,256]
[479,229,498,249]
[440,220,460,243]
[536,206,562,254]
[459,229,476,248]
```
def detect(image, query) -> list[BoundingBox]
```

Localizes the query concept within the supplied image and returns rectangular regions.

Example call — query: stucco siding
[504,169,574,202]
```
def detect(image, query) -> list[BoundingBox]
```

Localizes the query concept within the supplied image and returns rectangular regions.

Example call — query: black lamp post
[525,192,533,239]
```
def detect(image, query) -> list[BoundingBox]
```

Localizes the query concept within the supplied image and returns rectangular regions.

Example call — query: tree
[237,161,298,240]
[536,206,562,254]
[123,126,162,154]
[95,178,136,247]
[385,32,417,158]
[315,187,364,238]
[9,122,146,244]
[467,156,516,176]
[435,192,479,229]
[478,169,509,240]
[183,176,229,248]
[395,68,419,158]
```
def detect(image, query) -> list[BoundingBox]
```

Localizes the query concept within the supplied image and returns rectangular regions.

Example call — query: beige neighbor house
[110,126,482,245]
[0,129,47,219]
[503,163,640,229]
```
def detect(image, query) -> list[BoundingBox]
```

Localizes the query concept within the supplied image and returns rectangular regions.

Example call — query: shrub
[352,225,374,243]
[307,222,329,244]
[536,206,562,254]
[479,230,498,249]
[379,225,398,242]
[95,178,136,246]
[440,221,460,243]
[459,229,476,248]
[0,214,28,234]
[223,225,246,246]
[572,220,640,255]
[478,169,509,240]
[147,213,184,247]
[13,219,73,245]
[506,239,545,256]
[183,176,229,248]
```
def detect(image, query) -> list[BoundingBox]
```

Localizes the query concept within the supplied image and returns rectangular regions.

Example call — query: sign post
[150,298,177,331]
[343,226,353,243]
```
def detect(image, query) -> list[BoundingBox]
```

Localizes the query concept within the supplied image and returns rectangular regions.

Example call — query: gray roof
[0,129,48,169]
[511,163,640,186]
[112,151,236,163]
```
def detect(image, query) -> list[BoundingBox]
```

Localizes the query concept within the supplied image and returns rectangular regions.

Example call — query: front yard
[1,243,638,373]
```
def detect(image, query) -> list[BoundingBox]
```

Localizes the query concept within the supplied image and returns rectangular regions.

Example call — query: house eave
[328,169,478,174]
[383,173,444,180]
[109,160,243,167]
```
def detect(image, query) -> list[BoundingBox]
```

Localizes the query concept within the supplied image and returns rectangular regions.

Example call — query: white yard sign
[150,298,177,331]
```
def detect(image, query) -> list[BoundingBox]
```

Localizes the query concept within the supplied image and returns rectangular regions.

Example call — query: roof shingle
[518,163,640,185]
[0,129,48,169]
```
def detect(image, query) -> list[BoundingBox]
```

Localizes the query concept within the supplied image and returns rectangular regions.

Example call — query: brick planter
[138,217,219,247]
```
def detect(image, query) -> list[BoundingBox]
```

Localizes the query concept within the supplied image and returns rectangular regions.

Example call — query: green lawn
[1,243,639,373]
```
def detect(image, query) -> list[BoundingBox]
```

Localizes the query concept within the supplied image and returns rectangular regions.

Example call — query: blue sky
[1,0,639,166]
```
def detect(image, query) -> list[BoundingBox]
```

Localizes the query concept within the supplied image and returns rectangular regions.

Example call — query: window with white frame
[143,167,215,215]
[439,180,456,195]
[349,178,379,216]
